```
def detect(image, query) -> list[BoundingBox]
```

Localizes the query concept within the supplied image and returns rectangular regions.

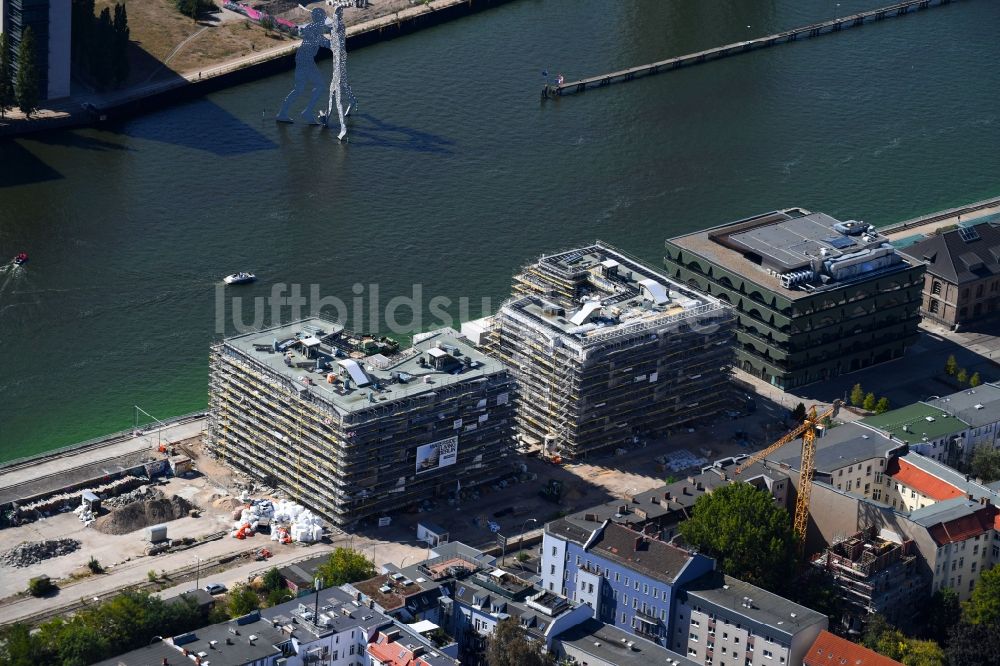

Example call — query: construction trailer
[491,242,736,459]
[207,318,516,527]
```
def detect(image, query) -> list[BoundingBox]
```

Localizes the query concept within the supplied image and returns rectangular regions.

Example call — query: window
[930,299,940,314]
[846,480,852,492]
[644,584,649,594]
[623,594,628,606]
[932,280,942,295]
[615,572,621,582]
[911,489,916,499]
[763,649,773,659]
[662,609,667,620]
[622,612,627,624]
[690,632,699,642]
[838,470,843,477]
[634,580,639,591]
[550,565,555,575]
[692,620,701,627]
[970,579,976,592]
[866,464,872,474]
[624,577,630,586]
[552,546,557,556]
[633,598,638,609]
[873,489,882,501]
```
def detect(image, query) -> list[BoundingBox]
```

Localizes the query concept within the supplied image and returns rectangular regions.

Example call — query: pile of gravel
[0,539,81,568]
[102,485,159,510]
[92,495,195,535]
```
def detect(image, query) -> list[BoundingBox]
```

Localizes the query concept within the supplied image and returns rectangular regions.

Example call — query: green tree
[963,564,1000,625]
[88,556,104,574]
[790,402,807,422]
[862,616,945,666]
[112,3,129,84]
[0,623,45,666]
[484,617,552,666]
[956,367,968,385]
[969,446,1000,484]
[678,482,798,592]
[863,392,877,411]
[259,13,275,34]
[27,575,53,596]
[90,7,114,89]
[850,383,865,407]
[316,547,376,588]
[970,372,982,388]
[0,32,14,118]
[14,27,39,117]
[874,397,890,414]
[263,566,285,594]
[265,587,293,607]
[921,588,960,644]
[945,354,958,376]
[227,583,260,617]
[945,621,1000,666]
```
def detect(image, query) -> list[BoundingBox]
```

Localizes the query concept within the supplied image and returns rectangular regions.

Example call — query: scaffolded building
[811,526,924,632]
[492,243,735,459]
[207,318,515,527]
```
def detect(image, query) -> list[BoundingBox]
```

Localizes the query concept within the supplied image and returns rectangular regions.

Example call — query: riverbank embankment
[0,0,515,138]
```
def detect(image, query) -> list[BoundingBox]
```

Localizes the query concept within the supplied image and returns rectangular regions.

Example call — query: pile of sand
[92,495,196,535]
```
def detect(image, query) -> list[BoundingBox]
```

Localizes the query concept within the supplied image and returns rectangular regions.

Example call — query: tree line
[72,0,130,90]
[0,29,40,118]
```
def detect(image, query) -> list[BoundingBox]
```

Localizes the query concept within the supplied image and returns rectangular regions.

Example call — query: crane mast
[734,400,842,547]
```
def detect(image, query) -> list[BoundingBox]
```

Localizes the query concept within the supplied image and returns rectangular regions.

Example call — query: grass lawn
[94,0,291,85]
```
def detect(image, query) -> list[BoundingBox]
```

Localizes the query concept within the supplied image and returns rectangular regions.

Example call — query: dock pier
[542,0,956,99]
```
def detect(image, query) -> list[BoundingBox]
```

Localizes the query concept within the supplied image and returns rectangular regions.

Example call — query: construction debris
[0,539,81,568]
[231,498,323,543]
[92,495,196,535]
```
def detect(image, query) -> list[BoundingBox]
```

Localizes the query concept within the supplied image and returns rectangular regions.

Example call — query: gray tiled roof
[680,572,826,641]
[898,223,1000,284]
[589,523,695,584]
[553,618,700,666]
[775,422,905,473]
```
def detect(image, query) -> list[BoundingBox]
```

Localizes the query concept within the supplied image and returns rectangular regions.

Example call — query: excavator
[734,400,842,549]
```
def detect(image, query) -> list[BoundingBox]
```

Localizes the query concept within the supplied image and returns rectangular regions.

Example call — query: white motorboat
[224,272,257,285]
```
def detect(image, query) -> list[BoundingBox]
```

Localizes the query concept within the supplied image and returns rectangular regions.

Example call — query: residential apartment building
[207,319,515,527]
[672,571,827,666]
[541,520,715,646]
[492,242,735,458]
[927,383,1000,454]
[862,402,970,467]
[898,221,1000,328]
[810,527,924,632]
[551,618,700,666]
[906,498,1000,599]
[665,208,924,389]
[547,456,790,545]
[0,0,71,99]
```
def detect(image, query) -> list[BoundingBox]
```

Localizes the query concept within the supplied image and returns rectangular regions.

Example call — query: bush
[88,557,104,574]
[28,576,54,597]
[147,569,158,582]
[516,551,530,563]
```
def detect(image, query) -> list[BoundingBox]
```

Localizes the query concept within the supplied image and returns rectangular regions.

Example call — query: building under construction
[492,243,735,459]
[811,526,925,632]
[207,318,515,527]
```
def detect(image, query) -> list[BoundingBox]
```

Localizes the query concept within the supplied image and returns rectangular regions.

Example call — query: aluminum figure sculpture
[276,8,333,124]
[320,1,357,140]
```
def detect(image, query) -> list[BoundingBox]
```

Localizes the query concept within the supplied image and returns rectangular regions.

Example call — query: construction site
[811,526,924,633]
[487,242,736,459]
[207,319,516,528]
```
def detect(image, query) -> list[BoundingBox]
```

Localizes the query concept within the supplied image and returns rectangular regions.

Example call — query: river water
[1,0,998,461]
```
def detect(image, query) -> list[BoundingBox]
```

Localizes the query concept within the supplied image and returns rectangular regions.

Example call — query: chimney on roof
[682,486,690,496]
[664,491,672,501]
[634,535,644,552]
[696,482,705,491]
[969,493,974,501]
[687,476,696,484]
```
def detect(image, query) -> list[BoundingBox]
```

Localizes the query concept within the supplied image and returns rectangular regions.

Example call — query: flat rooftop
[223,319,507,417]
[506,244,726,346]
[668,208,916,299]
[775,422,905,474]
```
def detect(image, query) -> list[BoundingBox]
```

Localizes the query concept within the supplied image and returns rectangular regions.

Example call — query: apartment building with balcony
[665,208,924,389]
[541,520,715,647]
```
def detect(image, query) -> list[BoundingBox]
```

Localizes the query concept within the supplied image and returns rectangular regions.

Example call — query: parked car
[204,583,227,595]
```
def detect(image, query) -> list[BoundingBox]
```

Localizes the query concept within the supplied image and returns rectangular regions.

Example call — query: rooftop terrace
[222,318,507,417]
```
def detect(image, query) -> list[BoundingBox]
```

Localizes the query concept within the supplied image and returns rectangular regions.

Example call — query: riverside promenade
[0,0,514,138]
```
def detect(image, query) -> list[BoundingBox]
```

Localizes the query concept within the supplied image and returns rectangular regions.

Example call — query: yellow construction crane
[734,400,842,545]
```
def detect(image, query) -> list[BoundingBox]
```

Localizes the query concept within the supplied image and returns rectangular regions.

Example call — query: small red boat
[13,252,28,265]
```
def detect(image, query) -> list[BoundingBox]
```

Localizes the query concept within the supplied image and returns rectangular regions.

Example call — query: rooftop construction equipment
[207,319,516,527]
[491,242,736,460]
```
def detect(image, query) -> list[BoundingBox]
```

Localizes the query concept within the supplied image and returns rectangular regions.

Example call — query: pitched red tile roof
[804,630,903,666]
[886,458,964,501]
[926,506,996,546]
[367,633,432,666]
